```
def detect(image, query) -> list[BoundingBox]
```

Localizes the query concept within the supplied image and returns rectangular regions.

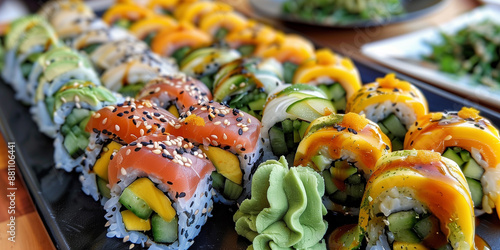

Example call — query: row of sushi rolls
[1,0,499,249]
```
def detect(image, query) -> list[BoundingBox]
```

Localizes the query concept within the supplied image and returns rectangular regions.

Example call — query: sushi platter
[2,0,500,249]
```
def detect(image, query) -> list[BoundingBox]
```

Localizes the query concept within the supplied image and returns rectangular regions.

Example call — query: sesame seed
[121,168,127,175]
[93,113,101,118]
[236,144,242,149]
[105,221,110,227]
[140,129,144,136]
[223,133,227,140]
[115,125,120,131]
[126,149,131,155]
[212,140,218,146]
[174,124,181,129]
[123,235,129,242]
[153,149,162,154]
[214,121,221,125]
[247,118,251,123]
[242,127,249,132]
[211,135,218,139]
[102,118,108,124]
[129,244,134,249]
[238,128,243,135]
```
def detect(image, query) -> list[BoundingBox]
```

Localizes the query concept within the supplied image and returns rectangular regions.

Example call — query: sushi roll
[81,99,178,201]
[89,38,149,72]
[224,20,280,57]
[151,22,212,63]
[128,16,178,45]
[293,48,362,112]
[38,0,107,40]
[179,46,241,89]
[212,57,284,119]
[51,80,121,172]
[100,52,178,97]
[104,133,215,249]
[294,113,391,215]
[2,15,61,103]
[103,3,155,30]
[261,84,335,162]
[30,46,101,137]
[198,11,248,40]
[352,150,475,249]
[405,107,500,218]
[254,34,315,83]
[173,1,233,26]
[70,26,132,56]
[175,102,264,204]
[136,74,212,115]
[346,73,428,150]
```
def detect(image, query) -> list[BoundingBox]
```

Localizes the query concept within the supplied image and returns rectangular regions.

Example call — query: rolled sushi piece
[405,107,500,218]
[151,22,212,64]
[70,26,132,56]
[30,46,101,138]
[2,15,61,103]
[104,133,215,249]
[38,0,107,40]
[212,57,284,120]
[261,84,335,163]
[128,16,178,45]
[103,3,155,30]
[224,20,280,57]
[89,38,149,72]
[173,1,233,26]
[346,73,428,150]
[293,48,362,112]
[136,74,212,115]
[175,102,264,204]
[254,34,315,83]
[100,52,178,97]
[50,80,121,172]
[82,99,178,201]
[352,150,475,250]
[294,113,391,215]
[198,11,248,41]
[179,46,241,90]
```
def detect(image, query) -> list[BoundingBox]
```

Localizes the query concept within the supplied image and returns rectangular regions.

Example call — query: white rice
[470,147,500,214]
[360,100,418,129]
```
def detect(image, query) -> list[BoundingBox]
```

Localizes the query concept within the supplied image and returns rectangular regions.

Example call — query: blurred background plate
[249,0,445,28]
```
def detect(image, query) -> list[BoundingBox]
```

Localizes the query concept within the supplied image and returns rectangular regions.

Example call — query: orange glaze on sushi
[129,15,178,40]
[136,74,212,111]
[359,150,475,249]
[293,49,362,101]
[102,3,155,25]
[254,34,315,65]
[346,73,428,119]
[151,22,212,57]
[224,20,279,51]
[174,1,232,25]
[198,11,248,38]
[85,99,178,143]
[295,113,391,176]
[175,102,261,154]
[107,133,215,199]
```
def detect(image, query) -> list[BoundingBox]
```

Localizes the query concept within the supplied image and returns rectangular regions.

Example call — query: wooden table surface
[0,0,487,249]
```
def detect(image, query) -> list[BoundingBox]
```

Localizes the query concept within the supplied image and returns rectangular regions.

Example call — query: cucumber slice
[332,97,346,112]
[292,119,302,130]
[214,28,229,40]
[248,98,266,111]
[152,214,178,243]
[71,125,83,136]
[118,83,145,97]
[282,119,293,133]
[213,75,246,102]
[381,114,407,139]
[322,170,338,195]
[346,173,363,185]
[311,154,331,171]
[285,131,295,150]
[442,148,464,167]
[67,109,91,126]
[330,190,347,204]
[171,46,191,64]
[199,75,213,90]
[466,177,483,207]
[63,131,80,157]
[269,126,288,156]
[460,150,471,162]
[293,130,301,143]
[463,158,484,180]
[393,229,421,243]
[237,45,255,57]
[286,97,335,122]
[211,171,225,191]
[391,138,404,151]
[298,121,310,139]
[119,188,153,220]
[377,122,390,135]
[60,124,71,136]
[329,83,346,101]
[97,176,111,199]
[283,61,298,83]
[346,183,364,199]
[388,211,418,232]
[223,179,243,200]
[413,215,439,240]
[81,43,101,54]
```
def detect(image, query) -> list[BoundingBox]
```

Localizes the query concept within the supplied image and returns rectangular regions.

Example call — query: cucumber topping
[283,61,298,83]
[380,114,407,150]
[237,44,255,56]
[269,119,310,158]
[466,177,483,207]
[388,211,418,232]
[223,179,244,200]
[62,109,92,159]
[152,214,178,243]
[442,148,464,167]
[318,83,347,112]
[119,187,153,220]
[97,176,111,199]
[463,158,484,180]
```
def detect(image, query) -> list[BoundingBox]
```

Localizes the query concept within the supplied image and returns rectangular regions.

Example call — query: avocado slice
[202,146,242,185]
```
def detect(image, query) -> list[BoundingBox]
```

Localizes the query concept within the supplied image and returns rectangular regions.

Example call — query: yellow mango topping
[128,178,176,222]
[202,146,242,185]
[458,107,480,120]
[121,210,151,231]
[393,242,429,250]
[167,105,180,118]
[376,73,411,91]
[184,114,205,126]
[342,112,368,132]
[315,48,336,65]
[93,141,123,182]
[431,112,443,121]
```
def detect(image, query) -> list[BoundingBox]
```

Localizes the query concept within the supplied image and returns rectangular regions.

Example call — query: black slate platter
[1,60,500,249]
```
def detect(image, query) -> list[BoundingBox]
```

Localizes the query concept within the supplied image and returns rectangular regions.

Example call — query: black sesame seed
[178,192,186,198]
[167,181,173,185]
[167,155,174,160]
[117,113,123,117]
[134,147,141,152]
[238,128,243,135]
[236,117,242,122]
[93,128,99,133]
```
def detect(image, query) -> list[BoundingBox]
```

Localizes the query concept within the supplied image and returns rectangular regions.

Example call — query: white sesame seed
[165,141,172,146]
[212,140,218,146]
[123,235,129,242]
[136,120,142,128]
[174,124,181,129]
[126,149,131,155]
[214,121,221,125]
[115,125,120,131]
[194,209,199,215]
[105,221,110,227]
[163,149,170,155]
[247,118,251,123]
[93,113,101,118]
[153,149,162,154]
[74,96,80,102]
[129,244,135,249]
[182,156,188,162]
[242,127,249,132]
[106,106,114,111]
[140,129,144,136]
[185,163,191,167]
[102,118,108,124]
[121,168,127,175]
[223,133,227,140]
[236,144,242,149]
[211,135,218,139]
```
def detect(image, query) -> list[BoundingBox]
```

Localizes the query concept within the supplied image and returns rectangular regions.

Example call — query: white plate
[361,6,500,108]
